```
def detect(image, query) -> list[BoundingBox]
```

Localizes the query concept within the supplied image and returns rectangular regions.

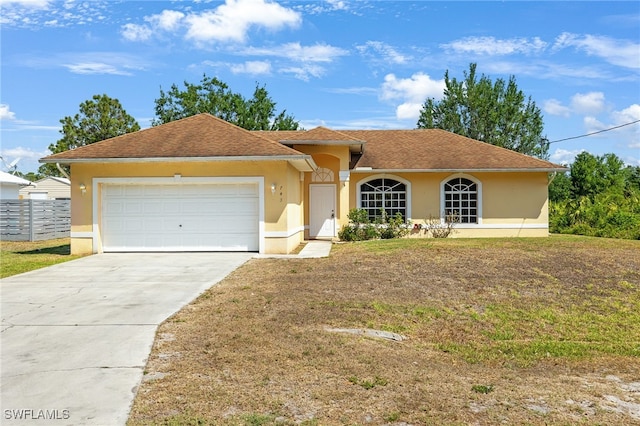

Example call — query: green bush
[338,209,410,241]
[376,210,411,239]
[338,209,378,241]
[550,188,640,240]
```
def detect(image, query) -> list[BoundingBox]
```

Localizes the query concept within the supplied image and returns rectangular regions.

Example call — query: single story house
[0,171,33,199]
[19,176,71,200]
[40,113,566,255]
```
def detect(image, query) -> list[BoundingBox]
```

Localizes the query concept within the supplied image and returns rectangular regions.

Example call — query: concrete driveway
[1,252,254,425]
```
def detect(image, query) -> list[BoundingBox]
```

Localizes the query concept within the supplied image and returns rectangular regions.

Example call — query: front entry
[309,184,336,238]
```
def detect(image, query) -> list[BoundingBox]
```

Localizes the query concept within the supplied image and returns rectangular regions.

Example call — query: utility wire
[549,119,640,144]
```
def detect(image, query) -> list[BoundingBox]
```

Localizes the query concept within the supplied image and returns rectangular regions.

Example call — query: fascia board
[350,167,568,173]
[39,155,315,164]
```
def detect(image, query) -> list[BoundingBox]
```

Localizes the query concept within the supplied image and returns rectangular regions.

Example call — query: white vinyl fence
[0,199,71,241]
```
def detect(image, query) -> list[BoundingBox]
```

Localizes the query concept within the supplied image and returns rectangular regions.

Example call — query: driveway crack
[2,365,146,379]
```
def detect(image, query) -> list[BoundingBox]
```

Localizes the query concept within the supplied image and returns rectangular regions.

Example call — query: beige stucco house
[40,113,566,255]
[19,176,71,200]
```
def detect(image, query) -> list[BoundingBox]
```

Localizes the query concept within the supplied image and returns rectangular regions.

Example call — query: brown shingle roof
[279,126,365,143]
[41,114,565,171]
[259,127,564,171]
[41,113,303,162]
[342,129,564,171]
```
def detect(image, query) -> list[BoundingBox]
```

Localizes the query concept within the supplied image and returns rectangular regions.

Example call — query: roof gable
[260,127,564,171]
[342,129,564,171]
[280,126,364,144]
[41,113,304,162]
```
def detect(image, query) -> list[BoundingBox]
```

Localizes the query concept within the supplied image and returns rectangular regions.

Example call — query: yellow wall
[69,160,303,255]
[291,145,352,239]
[68,156,551,255]
[349,171,550,237]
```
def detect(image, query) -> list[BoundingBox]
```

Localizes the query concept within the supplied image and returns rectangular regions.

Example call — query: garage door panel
[102,182,259,252]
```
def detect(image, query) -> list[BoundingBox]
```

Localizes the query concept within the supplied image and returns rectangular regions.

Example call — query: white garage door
[102,183,259,252]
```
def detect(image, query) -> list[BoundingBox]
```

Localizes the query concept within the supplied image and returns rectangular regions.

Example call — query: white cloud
[550,148,584,165]
[356,41,409,65]
[1,0,109,28]
[553,32,640,69]
[571,92,605,115]
[63,62,133,75]
[544,92,607,118]
[243,42,348,62]
[584,116,605,133]
[21,52,149,75]
[0,104,16,120]
[121,23,153,42]
[230,60,271,75]
[239,42,347,80]
[544,99,571,117]
[0,146,51,173]
[299,0,349,15]
[147,9,184,32]
[325,0,347,11]
[380,73,445,121]
[611,104,640,125]
[610,104,640,149]
[184,0,301,44]
[122,10,185,42]
[280,64,325,81]
[1,146,50,161]
[441,36,548,56]
[0,0,49,7]
[122,1,301,46]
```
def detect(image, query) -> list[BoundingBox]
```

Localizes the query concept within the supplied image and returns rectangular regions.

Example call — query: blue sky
[1,0,639,174]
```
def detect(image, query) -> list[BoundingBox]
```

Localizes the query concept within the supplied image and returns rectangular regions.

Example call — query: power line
[549,119,640,144]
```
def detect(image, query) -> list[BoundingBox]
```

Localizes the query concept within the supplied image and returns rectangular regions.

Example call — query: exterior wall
[349,171,550,238]
[0,183,21,199]
[19,178,70,199]
[292,145,351,240]
[68,161,303,255]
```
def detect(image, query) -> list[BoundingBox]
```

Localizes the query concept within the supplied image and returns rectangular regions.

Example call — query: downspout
[56,163,70,180]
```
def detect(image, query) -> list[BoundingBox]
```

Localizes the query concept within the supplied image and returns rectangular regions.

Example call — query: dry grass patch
[129,236,640,425]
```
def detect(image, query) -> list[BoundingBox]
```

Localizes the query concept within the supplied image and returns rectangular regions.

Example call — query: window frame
[356,175,411,222]
[440,174,482,226]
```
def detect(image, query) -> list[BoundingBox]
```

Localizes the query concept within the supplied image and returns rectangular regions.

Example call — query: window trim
[356,174,412,221]
[440,174,482,225]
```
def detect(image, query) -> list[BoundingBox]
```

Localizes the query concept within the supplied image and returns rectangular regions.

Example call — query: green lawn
[0,238,83,278]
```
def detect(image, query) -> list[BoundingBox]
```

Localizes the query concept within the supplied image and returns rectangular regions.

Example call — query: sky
[1,0,639,174]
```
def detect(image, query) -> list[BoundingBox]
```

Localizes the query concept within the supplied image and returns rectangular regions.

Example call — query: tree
[549,171,571,202]
[549,151,640,239]
[39,94,140,177]
[417,63,549,159]
[570,152,627,198]
[153,74,299,130]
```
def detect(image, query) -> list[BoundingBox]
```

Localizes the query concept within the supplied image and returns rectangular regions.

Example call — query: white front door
[309,184,336,238]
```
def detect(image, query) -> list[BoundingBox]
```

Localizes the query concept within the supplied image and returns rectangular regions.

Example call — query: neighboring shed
[0,171,33,199]
[19,176,71,200]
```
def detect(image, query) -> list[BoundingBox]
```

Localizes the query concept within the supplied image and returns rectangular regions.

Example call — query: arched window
[443,177,478,224]
[360,178,407,221]
[312,167,334,182]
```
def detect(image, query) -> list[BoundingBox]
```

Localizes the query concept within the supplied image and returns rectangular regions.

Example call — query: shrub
[338,209,411,241]
[338,209,377,241]
[424,213,459,238]
[376,210,411,239]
